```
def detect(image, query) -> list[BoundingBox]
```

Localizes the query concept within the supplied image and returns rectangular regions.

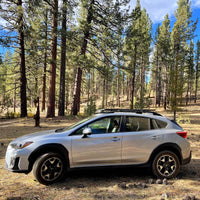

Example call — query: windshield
[64,115,95,131]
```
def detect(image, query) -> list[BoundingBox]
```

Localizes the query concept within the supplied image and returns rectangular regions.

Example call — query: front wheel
[152,151,180,179]
[33,153,66,185]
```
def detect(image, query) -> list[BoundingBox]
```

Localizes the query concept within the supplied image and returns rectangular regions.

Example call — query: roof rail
[95,109,162,116]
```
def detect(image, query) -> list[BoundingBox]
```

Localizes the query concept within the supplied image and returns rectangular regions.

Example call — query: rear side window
[155,119,167,128]
[125,116,149,132]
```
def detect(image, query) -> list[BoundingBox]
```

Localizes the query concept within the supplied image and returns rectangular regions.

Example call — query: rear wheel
[33,152,66,185]
[152,151,180,179]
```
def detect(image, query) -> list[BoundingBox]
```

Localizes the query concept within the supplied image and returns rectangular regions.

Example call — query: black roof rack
[95,109,162,116]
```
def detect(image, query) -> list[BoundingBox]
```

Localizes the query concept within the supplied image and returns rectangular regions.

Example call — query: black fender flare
[148,143,183,165]
[28,143,69,173]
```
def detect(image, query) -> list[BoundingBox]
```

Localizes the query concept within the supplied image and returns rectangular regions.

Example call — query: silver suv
[5,109,191,185]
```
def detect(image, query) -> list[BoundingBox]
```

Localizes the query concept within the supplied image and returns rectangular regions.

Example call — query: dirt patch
[0,111,200,200]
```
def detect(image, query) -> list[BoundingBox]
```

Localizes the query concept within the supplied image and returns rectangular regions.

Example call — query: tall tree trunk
[17,0,27,117]
[155,50,160,107]
[186,79,189,106]
[58,0,67,116]
[117,60,120,107]
[139,58,145,109]
[163,65,168,110]
[47,0,58,118]
[158,65,162,107]
[41,9,48,112]
[102,78,106,108]
[65,75,69,111]
[130,45,137,109]
[194,66,199,103]
[13,81,16,113]
[122,71,125,96]
[72,67,82,115]
[71,0,94,115]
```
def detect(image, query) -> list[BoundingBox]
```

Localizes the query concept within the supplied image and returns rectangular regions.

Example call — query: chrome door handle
[112,137,120,141]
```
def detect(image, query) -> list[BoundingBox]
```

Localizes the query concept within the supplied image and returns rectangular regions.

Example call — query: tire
[33,152,66,185]
[152,151,180,179]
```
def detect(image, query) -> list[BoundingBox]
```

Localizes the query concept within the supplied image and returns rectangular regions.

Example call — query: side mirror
[82,128,92,138]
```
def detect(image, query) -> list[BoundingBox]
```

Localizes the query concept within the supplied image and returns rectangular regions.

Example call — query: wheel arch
[28,143,69,173]
[148,143,183,165]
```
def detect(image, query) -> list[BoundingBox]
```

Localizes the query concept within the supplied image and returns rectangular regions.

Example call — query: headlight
[10,141,33,149]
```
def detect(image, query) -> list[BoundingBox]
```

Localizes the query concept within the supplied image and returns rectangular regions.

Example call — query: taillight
[176,131,187,138]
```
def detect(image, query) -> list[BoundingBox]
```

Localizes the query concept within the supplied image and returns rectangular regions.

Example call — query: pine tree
[125,0,142,109]
[185,40,194,105]
[158,14,171,109]
[17,0,27,117]
[125,0,151,109]
[46,0,58,118]
[58,0,67,116]
[71,0,95,115]
[152,14,171,109]
[170,0,197,120]
[71,0,130,115]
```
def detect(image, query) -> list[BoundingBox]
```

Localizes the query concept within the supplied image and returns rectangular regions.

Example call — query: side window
[150,119,159,129]
[150,119,167,129]
[73,116,121,135]
[125,116,149,132]
[155,119,167,128]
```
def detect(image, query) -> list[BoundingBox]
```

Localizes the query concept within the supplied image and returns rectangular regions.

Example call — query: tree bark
[194,66,199,103]
[47,0,58,118]
[130,45,137,109]
[17,0,27,117]
[72,67,82,115]
[163,65,168,110]
[41,9,48,112]
[117,60,120,107]
[58,0,67,116]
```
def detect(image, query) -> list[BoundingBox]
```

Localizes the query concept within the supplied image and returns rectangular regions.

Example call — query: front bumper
[5,145,30,173]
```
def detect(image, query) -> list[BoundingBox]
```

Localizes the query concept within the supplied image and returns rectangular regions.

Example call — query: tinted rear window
[155,119,167,128]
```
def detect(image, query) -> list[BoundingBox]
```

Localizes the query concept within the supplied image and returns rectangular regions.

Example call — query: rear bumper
[182,151,192,165]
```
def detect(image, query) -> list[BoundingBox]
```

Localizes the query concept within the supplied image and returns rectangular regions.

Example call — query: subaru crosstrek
[5,109,191,185]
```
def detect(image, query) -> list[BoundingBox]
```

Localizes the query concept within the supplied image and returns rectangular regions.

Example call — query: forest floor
[0,105,200,200]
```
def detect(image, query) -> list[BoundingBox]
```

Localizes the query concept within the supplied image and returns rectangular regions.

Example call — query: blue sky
[0,0,200,57]
[129,0,200,45]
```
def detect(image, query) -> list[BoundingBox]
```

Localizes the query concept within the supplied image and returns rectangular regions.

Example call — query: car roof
[94,109,169,121]
[95,109,163,116]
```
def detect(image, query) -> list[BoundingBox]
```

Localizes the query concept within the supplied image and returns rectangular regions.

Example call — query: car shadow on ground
[50,158,200,189]
[50,166,152,189]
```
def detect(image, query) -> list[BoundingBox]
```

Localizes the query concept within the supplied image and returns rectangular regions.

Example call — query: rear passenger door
[121,116,160,164]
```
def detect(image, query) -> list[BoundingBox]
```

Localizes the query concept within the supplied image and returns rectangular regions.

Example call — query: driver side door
[70,116,122,167]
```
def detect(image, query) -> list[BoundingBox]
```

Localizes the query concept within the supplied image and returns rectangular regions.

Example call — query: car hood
[10,129,66,144]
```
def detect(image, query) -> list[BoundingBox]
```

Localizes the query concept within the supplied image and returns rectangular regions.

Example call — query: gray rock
[184,195,196,200]
[128,183,137,189]
[161,193,168,199]
[119,182,127,189]
[156,179,162,184]
[163,178,168,185]
[148,178,154,184]
[77,184,85,188]
[140,183,148,188]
